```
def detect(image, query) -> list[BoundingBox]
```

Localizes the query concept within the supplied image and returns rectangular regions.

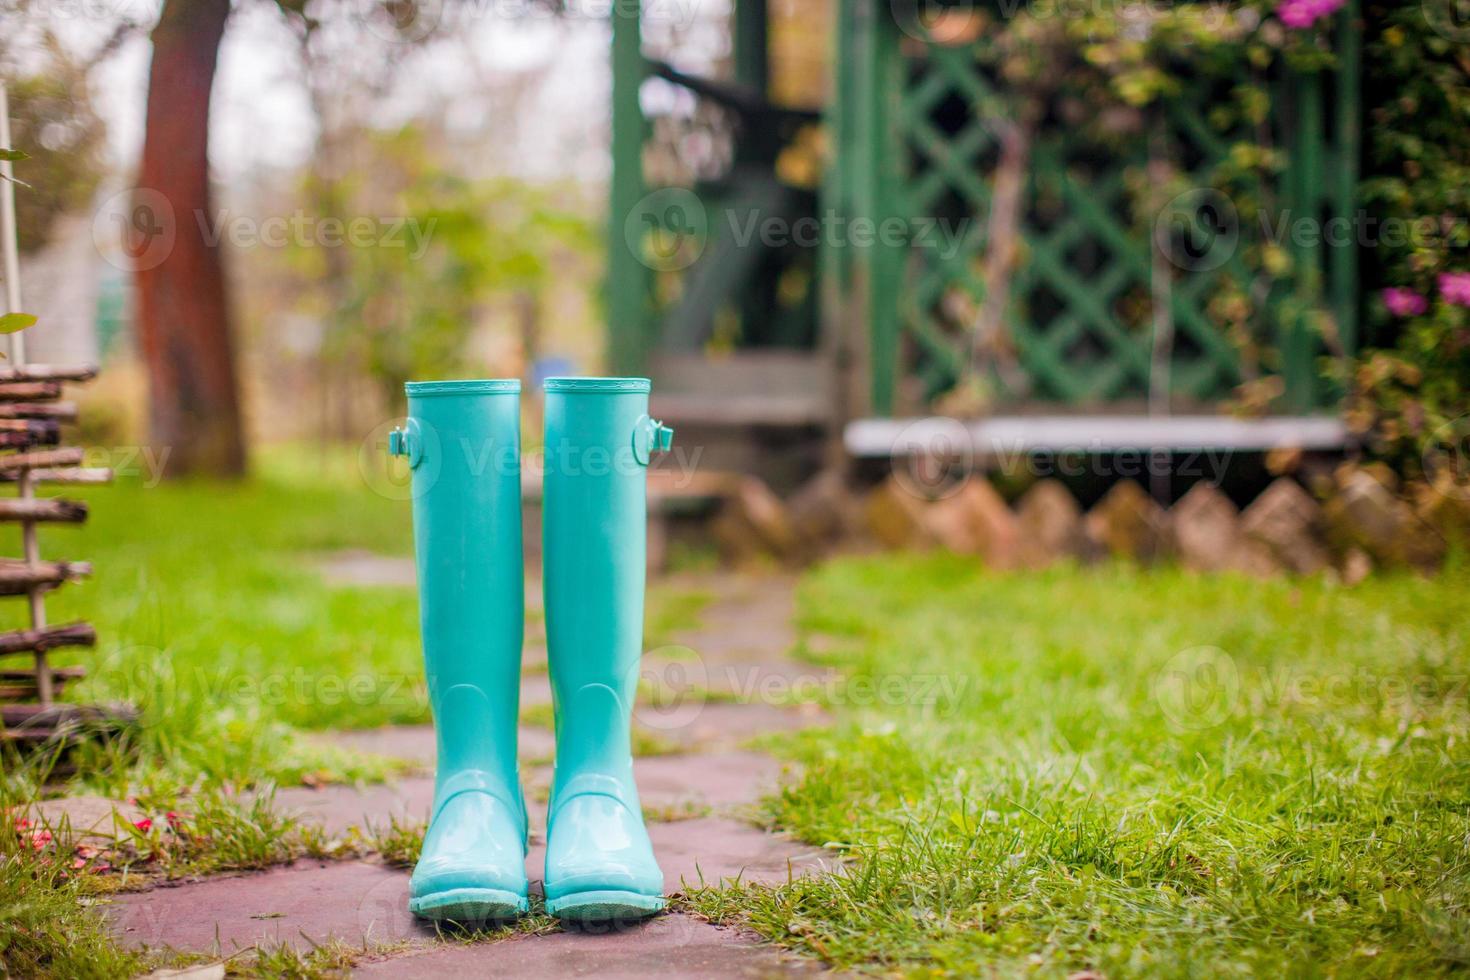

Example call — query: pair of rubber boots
[389,377,674,925]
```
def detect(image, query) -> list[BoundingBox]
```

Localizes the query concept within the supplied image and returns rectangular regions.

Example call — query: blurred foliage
[2,55,107,254]
[955,0,1467,470]
[285,125,598,407]
[1347,0,1470,480]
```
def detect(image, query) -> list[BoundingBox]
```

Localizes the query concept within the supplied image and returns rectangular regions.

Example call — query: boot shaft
[541,377,653,681]
[540,378,672,806]
[395,379,524,807]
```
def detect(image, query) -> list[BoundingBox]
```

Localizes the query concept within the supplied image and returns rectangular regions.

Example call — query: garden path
[104,572,830,977]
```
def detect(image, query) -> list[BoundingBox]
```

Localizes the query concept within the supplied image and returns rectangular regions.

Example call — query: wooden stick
[0,622,95,656]
[0,466,113,485]
[0,498,87,522]
[0,425,60,449]
[0,665,86,680]
[0,448,84,472]
[0,418,58,434]
[0,559,92,594]
[0,403,79,421]
[2,701,140,736]
[0,381,62,402]
[0,666,84,700]
[0,364,97,383]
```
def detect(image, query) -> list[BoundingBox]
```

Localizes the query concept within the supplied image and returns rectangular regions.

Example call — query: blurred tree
[136,0,244,477]
[135,0,451,475]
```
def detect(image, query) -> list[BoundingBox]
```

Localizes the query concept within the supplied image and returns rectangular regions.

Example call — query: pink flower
[133,818,153,833]
[1383,287,1428,317]
[1277,0,1345,28]
[1438,272,1470,307]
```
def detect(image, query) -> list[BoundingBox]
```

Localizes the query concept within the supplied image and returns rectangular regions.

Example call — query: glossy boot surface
[393,380,529,922]
[541,377,672,923]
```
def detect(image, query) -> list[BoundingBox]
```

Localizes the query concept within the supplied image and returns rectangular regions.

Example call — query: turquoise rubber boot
[541,377,673,923]
[390,380,529,923]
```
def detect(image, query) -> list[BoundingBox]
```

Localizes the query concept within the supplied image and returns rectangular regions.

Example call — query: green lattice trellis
[833,0,1363,417]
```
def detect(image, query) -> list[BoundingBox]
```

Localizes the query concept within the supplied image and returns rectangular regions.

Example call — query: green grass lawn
[0,447,700,796]
[1,447,423,793]
[7,457,1469,976]
[691,553,1470,977]
[0,449,712,977]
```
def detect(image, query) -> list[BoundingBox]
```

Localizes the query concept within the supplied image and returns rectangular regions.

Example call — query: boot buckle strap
[631,414,674,467]
[387,418,425,469]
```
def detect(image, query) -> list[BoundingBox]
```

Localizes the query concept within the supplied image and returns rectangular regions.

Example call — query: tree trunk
[135,0,245,478]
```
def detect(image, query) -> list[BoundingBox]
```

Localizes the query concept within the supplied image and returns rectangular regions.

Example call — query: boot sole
[546,890,665,924]
[409,887,528,924]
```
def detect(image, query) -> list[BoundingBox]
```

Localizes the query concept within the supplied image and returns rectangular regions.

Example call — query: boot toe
[544,793,664,901]
[410,791,528,919]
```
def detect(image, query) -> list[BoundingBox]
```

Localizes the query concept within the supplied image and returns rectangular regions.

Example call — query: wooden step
[0,381,63,402]
[0,664,85,702]
[0,364,98,383]
[0,466,112,485]
[0,401,78,421]
[1,702,139,740]
[0,560,92,595]
[0,447,84,473]
[0,622,97,655]
[0,498,87,523]
[650,352,834,428]
[0,666,85,681]
[0,666,87,699]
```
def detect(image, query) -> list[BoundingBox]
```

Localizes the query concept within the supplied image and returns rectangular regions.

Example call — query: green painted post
[1331,0,1362,364]
[853,0,903,416]
[819,0,858,450]
[1287,70,1324,412]
[733,0,768,100]
[732,0,773,344]
[607,0,649,377]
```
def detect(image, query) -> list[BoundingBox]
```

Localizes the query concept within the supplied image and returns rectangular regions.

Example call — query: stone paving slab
[521,674,551,706]
[647,701,824,751]
[314,553,543,608]
[269,749,794,837]
[316,702,816,771]
[23,795,148,845]
[108,860,420,952]
[308,725,557,770]
[352,913,819,978]
[108,820,824,955]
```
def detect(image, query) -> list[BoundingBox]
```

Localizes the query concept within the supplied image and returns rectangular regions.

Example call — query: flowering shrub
[1349,0,1470,481]
[943,0,1462,471]
[1276,0,1347,29]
